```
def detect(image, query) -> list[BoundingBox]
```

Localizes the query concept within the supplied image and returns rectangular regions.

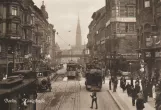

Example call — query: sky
[33,0,105,49]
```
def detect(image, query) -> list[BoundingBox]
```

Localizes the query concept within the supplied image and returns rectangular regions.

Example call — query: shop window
[120,23,126,33]
[144,0,150,8]
[11,6,18,16]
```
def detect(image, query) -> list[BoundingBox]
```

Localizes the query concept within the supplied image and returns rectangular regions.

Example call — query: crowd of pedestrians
[109,76,145,110]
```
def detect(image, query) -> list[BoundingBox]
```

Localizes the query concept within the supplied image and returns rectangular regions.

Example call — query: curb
[108,90,125,110]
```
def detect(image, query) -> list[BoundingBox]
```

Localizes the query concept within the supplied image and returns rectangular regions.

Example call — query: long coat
[136,98,144,109]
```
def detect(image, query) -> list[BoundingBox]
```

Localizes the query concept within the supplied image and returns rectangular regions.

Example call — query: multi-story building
[87,7,106,64]
[0,0,56,76]
[136,0,161,80]
[105,0,138,73]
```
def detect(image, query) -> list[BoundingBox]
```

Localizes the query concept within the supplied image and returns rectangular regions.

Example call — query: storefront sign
[155,52,161,57]
[10,37,21,39]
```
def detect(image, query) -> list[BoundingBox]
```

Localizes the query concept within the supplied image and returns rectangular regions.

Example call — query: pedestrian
[126,82,131,96]
[131,85,137,106]
[120,76,123,87]
[143,83,148,103]
[102,67,105,84]
[131,77,134,87]
[109,77,112,90]
[135,82,140,94]
[135,77,140,85]
[136,91,145,110]
[90,92,98,109]
[122,81,126,92]
[113,76,118,92]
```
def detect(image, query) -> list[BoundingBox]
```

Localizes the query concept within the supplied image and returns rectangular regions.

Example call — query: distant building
[60,16,85,63]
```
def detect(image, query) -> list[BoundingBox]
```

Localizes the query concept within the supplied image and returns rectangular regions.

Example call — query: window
[112,9,116,17]
[128,23,135,32]
[11,23,18,33]
[8,45,13,54]
[120,7,126,17]
[127,6,135,17]
[120,23,126,33]
[30,14,34,25]
[144,0,150,8]
[11,7,18,16]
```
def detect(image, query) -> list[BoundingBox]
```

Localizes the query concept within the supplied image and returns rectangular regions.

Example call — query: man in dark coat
[90,92,98,109]
[135,82,140,94]
[143,83,148,103]
[113,76,118,92]
[131,85,137,106]
[126,82,131,96]
[120,76,123,87]
[122,81,126,92]
[109,77,112,90]
[136,91,145,110]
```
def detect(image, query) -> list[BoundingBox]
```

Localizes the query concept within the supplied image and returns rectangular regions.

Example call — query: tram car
[36,70,52,92]
[85,64,102,91]
[66,62,78,79]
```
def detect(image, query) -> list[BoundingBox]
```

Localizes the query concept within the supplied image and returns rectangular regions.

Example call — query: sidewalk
[105,79,155,110]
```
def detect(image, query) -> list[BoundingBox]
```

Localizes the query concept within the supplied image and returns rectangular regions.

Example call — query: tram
[85,63,102,91]
[66,62,78,79]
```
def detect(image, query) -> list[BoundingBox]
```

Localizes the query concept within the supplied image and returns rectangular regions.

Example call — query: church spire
[76,15,82,48]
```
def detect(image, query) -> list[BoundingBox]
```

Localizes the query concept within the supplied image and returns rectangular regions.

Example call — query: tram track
[39,74,66,110]
[54,78,81,110]
[73,78,81,110]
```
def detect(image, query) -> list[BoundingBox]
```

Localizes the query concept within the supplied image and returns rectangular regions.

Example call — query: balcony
[8,15,21,22]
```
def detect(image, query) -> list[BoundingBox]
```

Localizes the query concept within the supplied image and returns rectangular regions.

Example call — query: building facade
[136,0,161,80]
[0,0,56,76]
[105,0,138,73]
[87,7,106,64]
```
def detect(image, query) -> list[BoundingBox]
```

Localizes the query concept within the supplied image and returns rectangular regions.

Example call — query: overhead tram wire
[56,32,70,46]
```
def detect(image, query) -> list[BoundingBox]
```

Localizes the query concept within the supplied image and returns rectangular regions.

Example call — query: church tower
[41,1,48,20]
[76,16,82,48]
